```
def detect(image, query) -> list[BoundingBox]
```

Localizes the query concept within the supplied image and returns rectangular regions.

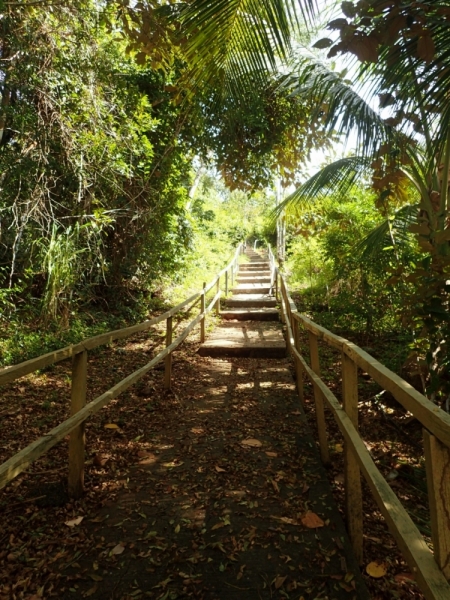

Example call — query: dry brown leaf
[215,465,226,473]
[104,423,119,429]
[112,543,125,555]
[93,453,108,467]
[211,522,225,530]
[334,443,343,453]
[241,438,262,448]
[271,515,296,525]
[395,572,415,583]
[265,451,278,457]
[301,511,324,529]
[65,516,84,527]
[85,585,98,597]
[274,575,287,589]
[366,561,387,578]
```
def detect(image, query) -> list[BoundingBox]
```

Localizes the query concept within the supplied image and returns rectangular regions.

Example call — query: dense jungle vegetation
[1,0,450,408]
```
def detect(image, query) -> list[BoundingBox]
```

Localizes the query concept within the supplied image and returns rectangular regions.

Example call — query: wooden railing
[0,245,242,498]
[268,245,450,600]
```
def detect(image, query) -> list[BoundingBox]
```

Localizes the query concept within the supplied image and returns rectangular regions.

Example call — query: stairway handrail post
[68,349,88,498]
[200,282,206,342]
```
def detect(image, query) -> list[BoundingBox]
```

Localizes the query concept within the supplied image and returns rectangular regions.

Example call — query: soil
[0,308,431,600]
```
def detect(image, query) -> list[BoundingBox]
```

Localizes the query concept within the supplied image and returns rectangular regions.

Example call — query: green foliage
[286,187,416,336]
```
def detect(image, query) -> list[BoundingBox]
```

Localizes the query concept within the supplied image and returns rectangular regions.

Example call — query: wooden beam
[423,430,450,579]
[0,310,207,490]
[0,291,200,386]
[68,350,87,498]
[216,276,220,315]
[291,312,450,449]
[342,352,363,563]
[200,283,206,343]
[164,316,173,390]
[308,331,330,465]
[293,349,450,600]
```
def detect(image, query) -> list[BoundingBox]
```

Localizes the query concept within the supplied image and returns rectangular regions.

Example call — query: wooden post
[231,264,234,287]
[308,332,330,465]
[164,316,173,390]
[342,352,363,564]
[200,283,206,343]
[216,276,220,315]
[293,321,305,406]
[68,350,87,498]
[423,429,450,579]
[225,270,228,296]
[275,271,278,301]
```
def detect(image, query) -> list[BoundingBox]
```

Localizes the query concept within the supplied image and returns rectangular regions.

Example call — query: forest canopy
[2,0,450,404]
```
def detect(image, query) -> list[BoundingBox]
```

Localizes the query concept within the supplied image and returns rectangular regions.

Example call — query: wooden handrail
[269,245,450,600]
[0,246,239,495]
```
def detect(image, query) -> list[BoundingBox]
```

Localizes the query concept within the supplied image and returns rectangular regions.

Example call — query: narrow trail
[49,250,369,599]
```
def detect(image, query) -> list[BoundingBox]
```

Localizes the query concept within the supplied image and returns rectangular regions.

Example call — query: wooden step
[224,294,277,308]
[239,263,270,271]
[198,321,286,358]
[237,273,271,281]
[232,284,271,294]
[221,308,279,321]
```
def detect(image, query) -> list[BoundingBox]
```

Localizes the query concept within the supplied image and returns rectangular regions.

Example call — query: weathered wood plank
[0,308,209,490]
[293,348,450,600]
[423,430,450,579]
[292,312,450,449]
[68,350,87,498]
[0,292,200,386]
[342,352,363,564]
[308,331,330,465]
[200,284,206,343]
[164,316,173,390]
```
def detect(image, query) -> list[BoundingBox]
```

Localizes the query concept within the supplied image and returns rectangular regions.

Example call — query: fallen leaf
[211,522,225,530]
[366,561,387,578]
[265,451,278,457]
[215,465,226,473]
[241,438,262,447]
[104,423,119,429]
[274,575,287,589]
[178,571,190,579]
[301,512,324,528]
[175,524,180,533]
[334,443,343,453]
[65,516,84,527]
[271,515,297,525]
[112,543,125,555]
[85,585,98,597]
[93,453,108,467]
[395,572,415,583]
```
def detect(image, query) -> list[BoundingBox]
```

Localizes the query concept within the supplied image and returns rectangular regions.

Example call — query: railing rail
[0,244,242,497]
[267,245,450,600]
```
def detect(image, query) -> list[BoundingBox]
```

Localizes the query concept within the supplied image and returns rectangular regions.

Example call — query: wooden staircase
[198,249,286,358]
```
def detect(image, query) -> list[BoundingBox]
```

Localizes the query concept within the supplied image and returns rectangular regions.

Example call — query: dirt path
[38,354,367,600]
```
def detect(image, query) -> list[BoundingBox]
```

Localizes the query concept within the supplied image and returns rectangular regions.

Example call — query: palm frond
[355,203,418,261]
[280,57,393,159]
[274,156,371,217]
[180,0,317,96]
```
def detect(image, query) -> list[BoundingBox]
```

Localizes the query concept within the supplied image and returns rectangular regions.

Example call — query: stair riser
[232,288,271,294]
[221,312,279,321]
[225,300,277,308]
[240,265,270,271]
[198,347,286,358]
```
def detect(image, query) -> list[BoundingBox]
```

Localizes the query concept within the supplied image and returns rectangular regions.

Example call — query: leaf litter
[0,331,373,598]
